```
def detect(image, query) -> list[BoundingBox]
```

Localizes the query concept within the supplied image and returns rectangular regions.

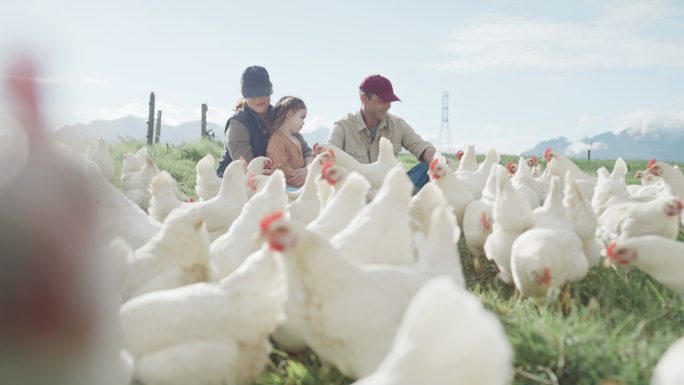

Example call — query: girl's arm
[266,140,296,177]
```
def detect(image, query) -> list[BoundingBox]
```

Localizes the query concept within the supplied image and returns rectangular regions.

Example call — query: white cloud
[3,75,110,86]
[575,113,603,137]
[434,1,684,71]
[563,141,607,157]
[36,76,110,86]
[615,109,684,136]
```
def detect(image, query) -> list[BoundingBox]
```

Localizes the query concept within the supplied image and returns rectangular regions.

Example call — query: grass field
[111,138,684,385]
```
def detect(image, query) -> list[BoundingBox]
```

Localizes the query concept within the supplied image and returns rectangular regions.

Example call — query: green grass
[112,141,684,385]
[109,138,224,194]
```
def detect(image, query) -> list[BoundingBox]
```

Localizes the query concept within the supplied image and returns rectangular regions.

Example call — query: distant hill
[301,125,331,147]
[56,115,223,145]
[56,115,331,148]
[523,126,684,162]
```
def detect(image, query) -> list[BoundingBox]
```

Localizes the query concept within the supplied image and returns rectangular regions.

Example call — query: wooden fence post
[146,92,155,145]
[154,110,162,144]
[201,103,208,138]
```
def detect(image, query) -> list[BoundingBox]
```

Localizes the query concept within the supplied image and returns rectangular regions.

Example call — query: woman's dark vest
[216,106,273,177]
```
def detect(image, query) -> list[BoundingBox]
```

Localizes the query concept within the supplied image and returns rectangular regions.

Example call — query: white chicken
[260,211,430,379]
[286,152,331,224]
[122,147,190,206]
[462,163,497,270]
[351,277,513,385]
[592,166,632,218]
[412,207,466,287]
[647,160,684,199]
[121,149,159,210]
[544,148,596,200]
[444,149,463,172]
[428,151,474,227]
[445,156,459,172]
[209,170,288,280]
[651,336,684,385]
[0,59,131,385]
[484,165,536,283]
[606,235,684,298]
[320,160,351,197]
[331,166,415,265]
[308,171,371,240]
[122,206,210,300]
[596,192,683,245]
[147,171,187,222]
[148,159,247,240]
[454,144,477,173]
[88,138,115,182]
[86,160,162,249]
[246,173,270,198]
[194,153,222,201]
[455,148,501,200]
[120,246,287,385]
[315,170,334,208]
[408,182,449,237]
[510,176,589,299]
[509,157,541,209]
[320,137,400,190]
[563,173,602,267]
[627,177,668,201]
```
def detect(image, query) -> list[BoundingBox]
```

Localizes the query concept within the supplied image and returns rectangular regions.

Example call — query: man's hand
[286,167,308,188]
[421,147,437,164]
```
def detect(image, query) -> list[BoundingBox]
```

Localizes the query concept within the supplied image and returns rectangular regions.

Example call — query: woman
[216,66,312,188]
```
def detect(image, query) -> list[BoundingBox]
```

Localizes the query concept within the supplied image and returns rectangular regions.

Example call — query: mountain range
[56,115,223,145]
[56,115,332,148]
[56,115,684,162]
[523,126,684,162]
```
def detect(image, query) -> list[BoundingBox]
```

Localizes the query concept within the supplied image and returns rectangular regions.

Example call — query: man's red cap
[359,74,401,102]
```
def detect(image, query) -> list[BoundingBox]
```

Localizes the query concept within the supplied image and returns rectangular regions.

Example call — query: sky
[1,0,684,154]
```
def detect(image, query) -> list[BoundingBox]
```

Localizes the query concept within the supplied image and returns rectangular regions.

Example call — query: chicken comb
[506,161,516,175]
[246,174,257,191]
[479,211,489,230]
[238,157,248,172]
[455,150,464,160]
[321,161,334,178]
[260,211,285,233]
[647,159,657,169]
[531,267,551,286]
[429,158,439,171]
[605,242,617,259]
[543,148,553,162]
[676,198,683,211]
[6,55,42,144]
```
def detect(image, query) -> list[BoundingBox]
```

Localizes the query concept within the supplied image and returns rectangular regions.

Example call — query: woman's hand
[286,167,308,187]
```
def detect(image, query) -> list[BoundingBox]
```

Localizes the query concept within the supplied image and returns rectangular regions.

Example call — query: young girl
[266,96,308,188]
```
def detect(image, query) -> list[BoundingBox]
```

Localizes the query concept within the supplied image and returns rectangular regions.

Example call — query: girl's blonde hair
[272,96,306,133]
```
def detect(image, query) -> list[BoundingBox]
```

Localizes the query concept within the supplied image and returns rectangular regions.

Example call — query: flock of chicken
[64,132,683,385]
[4,59,683,385]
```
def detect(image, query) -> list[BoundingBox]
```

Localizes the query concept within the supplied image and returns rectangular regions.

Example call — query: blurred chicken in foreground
[0,56,131,385]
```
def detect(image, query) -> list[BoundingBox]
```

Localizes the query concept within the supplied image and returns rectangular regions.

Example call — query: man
[325,74,436,190]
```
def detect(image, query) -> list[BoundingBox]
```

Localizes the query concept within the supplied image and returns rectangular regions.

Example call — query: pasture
[110,138,684,385]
